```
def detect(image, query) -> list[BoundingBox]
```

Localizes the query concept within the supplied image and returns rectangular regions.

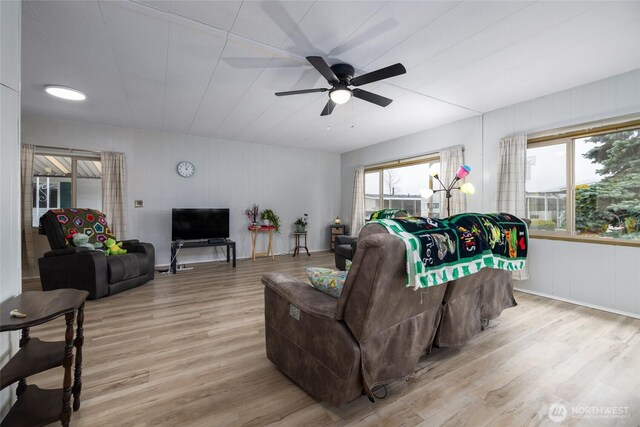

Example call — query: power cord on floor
[158,241,183,275]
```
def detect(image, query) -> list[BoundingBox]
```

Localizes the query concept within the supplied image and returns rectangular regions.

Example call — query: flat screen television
[172,208,229,241]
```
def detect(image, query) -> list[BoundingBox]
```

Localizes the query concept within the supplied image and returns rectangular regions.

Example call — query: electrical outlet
[134,200,144,208]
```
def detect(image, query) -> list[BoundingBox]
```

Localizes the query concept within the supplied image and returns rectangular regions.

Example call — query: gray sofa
[263,232,447,406]
[263,222,519,406]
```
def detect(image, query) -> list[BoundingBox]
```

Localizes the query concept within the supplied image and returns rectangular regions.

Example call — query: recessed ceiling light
[44,85,86,101]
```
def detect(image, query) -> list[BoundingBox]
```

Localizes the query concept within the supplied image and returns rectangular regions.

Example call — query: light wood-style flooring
[22,252,640,426]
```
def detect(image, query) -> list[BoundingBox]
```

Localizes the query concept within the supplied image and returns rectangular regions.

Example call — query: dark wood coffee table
[0,289,88,427]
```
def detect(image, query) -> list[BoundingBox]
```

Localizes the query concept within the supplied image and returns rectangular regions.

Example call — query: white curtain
[439,146,466,217]
[350,167,365,237]
[101,152,127,239]
[21,144,36,268]
[496,134,528,280]
[497,135,527,216]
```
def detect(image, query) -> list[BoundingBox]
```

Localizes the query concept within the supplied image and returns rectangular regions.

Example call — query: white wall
[340,115,483,223]
[340,69,640,317]
[481,70,640,211]
[482,69,640,318]
[22,117,341,266]
[0,0,21,417]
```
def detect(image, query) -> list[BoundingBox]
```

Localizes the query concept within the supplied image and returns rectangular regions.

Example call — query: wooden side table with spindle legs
[0,289,88,427]
[292,232,310,257]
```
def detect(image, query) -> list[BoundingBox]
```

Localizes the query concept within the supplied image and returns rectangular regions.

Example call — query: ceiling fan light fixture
[44,85,86,101]
[329,87,352,105]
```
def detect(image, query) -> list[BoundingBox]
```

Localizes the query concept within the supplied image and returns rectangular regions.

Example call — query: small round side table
[292,232,310,257]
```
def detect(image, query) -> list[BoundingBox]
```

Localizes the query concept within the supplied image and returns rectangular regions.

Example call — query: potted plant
[244,204,260,226]
[261,208,280,232]
[295,214,308,233]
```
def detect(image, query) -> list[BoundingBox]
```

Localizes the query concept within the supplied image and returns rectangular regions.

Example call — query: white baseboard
[514,287,640,320]
[155,248,332,269]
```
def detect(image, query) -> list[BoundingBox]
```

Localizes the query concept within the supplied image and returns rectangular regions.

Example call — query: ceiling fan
[275,56,406,116]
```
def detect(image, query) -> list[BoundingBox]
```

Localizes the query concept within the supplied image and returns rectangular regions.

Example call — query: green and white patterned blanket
[368,213,528,289]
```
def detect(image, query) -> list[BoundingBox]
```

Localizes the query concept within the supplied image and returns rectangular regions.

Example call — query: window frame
[526,119,640,247]
[364,154,440,218]
[32,148,102,227]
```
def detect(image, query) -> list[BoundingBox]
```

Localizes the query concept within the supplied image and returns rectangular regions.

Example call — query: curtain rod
[362,145,465,170]
[527,113,640,142]
[34,145,101,157]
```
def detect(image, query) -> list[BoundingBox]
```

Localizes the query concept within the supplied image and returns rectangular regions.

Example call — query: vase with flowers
[244,204,260,226]
[295,214,308,233]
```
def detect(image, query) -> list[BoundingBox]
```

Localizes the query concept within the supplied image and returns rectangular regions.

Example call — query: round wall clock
[176,161,195,178]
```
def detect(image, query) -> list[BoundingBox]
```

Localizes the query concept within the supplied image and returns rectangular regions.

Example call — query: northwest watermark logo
[548,403,567,423]
[548,403,629,423]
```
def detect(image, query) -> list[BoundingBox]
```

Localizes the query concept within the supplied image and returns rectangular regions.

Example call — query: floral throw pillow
[304,267,348,299]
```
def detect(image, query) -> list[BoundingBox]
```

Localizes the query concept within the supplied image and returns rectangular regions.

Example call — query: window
[526,122,640,243]
[364,156,440,220]
[525,143,567,231]
[32,152,102,226]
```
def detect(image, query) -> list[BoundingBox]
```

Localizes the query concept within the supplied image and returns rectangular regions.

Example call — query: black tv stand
[170,239,236,274]
[208,238,226,244]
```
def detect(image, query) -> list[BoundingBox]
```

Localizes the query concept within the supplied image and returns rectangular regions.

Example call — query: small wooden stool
[292,232,310,257]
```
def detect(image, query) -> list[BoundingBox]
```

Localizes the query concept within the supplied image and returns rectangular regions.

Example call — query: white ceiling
[21,1,640,153]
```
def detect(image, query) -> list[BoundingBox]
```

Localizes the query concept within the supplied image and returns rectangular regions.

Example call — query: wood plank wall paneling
[21,252,640,426]
[518,239,640,317]
[340,70,640,317]
[20,116,342,269]
[480,70,640,317]
[1,0,22,419]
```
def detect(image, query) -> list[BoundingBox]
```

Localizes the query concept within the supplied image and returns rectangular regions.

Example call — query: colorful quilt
[368,213,528,288]
[50,208,116,246]
[368,209,408,221]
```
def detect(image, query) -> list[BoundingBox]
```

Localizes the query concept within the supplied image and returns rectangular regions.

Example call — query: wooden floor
[22,252,640,426]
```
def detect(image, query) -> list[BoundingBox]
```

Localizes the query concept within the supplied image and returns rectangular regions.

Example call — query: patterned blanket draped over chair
[370,213,528,288]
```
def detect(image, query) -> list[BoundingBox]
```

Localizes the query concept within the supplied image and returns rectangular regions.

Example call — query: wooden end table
[292,232,310,257]
[248,225,277,261]
[330,224,347,252]
[0,289,89,427]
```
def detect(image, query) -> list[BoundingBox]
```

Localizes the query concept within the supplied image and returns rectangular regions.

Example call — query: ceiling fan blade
[307,56,339,83]
[275,88,328,96]
[321,99,336,116]
[351,63,406,86]
[352,89,393,107]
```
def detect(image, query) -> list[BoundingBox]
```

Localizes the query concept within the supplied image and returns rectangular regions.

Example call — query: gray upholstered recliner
[263,220,522,406]
[358,222,519,348]
[38,209,155,299]
[263,232,447,406]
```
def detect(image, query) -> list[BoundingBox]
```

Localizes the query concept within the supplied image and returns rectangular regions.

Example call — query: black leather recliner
[38,209,155,299]
[335,235,357,271]
[336,210,411,270]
